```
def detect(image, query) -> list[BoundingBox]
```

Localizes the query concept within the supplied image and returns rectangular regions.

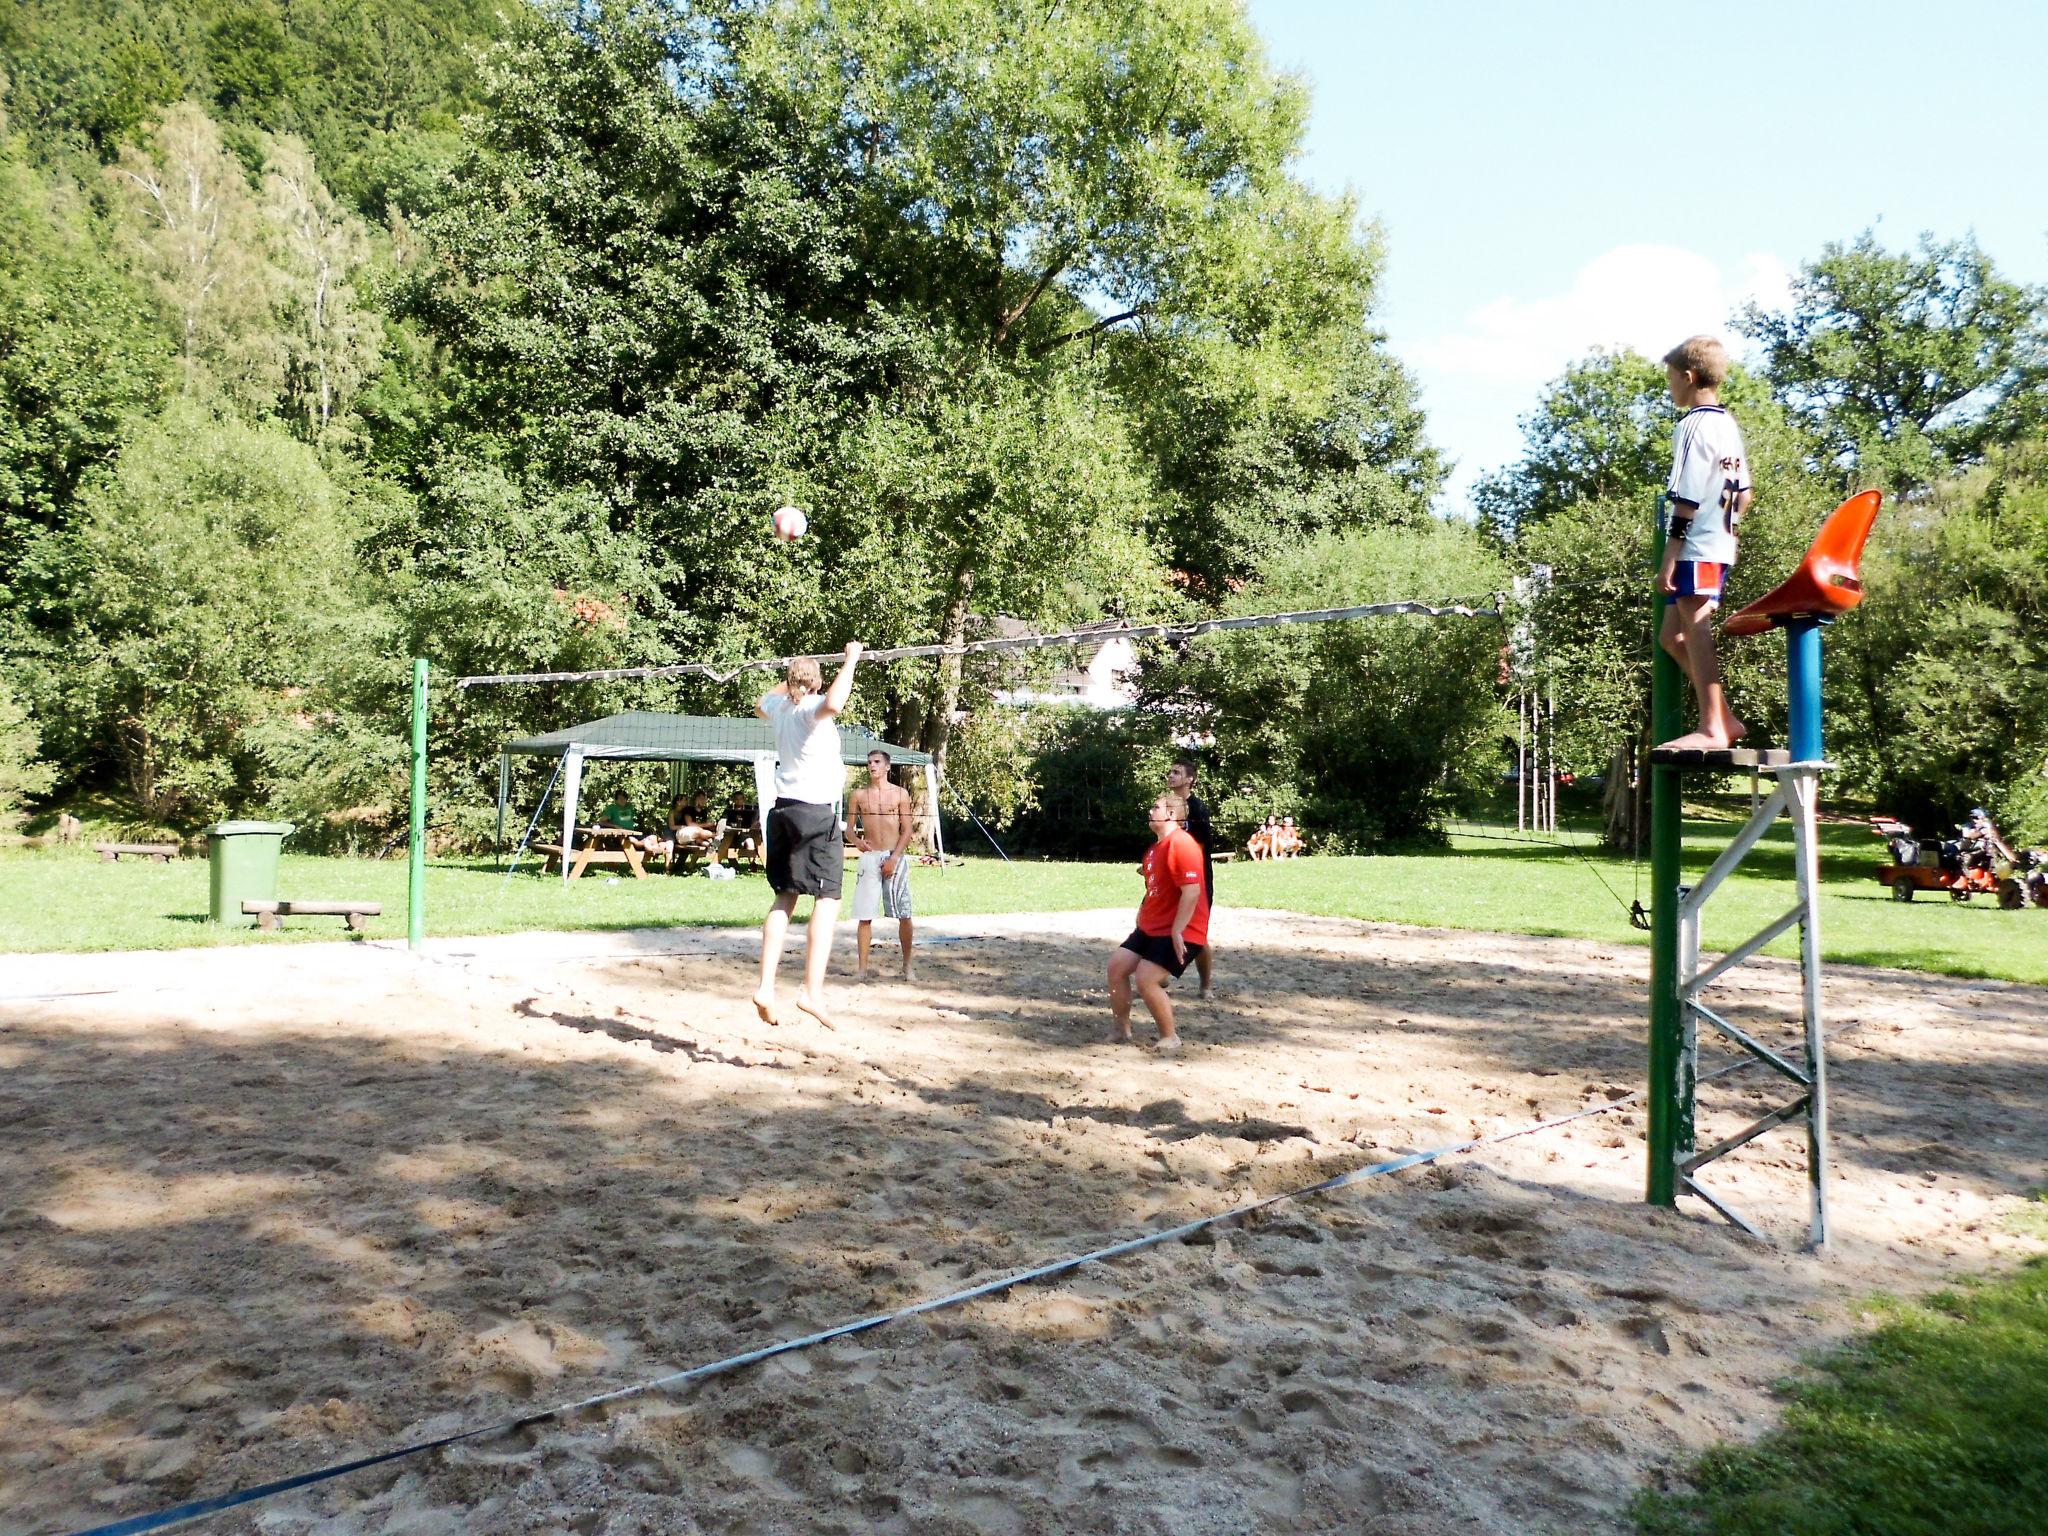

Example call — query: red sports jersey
[1137,827,1210,946]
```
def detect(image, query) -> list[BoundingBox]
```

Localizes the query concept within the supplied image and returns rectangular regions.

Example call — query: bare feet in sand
[1198,985,1215,1002]
[1154,1035,1182,1055]
[1106,1026,1133,1045]
[901,964,916,982]
[794,988,836,1031]
[752,992,779,1025]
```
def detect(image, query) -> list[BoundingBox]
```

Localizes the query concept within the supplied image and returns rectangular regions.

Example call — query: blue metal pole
[1786,619,1823,762]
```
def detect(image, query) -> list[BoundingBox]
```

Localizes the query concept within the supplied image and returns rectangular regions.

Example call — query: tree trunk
[1602,740,1638,853]
[919,557,975,770]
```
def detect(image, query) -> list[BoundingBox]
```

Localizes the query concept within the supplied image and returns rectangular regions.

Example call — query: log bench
[242,899,382,934]
[95,841,180,863]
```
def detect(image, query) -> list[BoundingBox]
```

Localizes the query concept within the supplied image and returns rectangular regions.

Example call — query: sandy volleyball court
[2,908,2043,1535]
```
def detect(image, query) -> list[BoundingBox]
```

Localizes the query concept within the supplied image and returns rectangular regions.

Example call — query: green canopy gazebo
[499,711,940,878]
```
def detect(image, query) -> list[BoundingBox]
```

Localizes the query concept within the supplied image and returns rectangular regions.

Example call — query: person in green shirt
[597,790,664,854]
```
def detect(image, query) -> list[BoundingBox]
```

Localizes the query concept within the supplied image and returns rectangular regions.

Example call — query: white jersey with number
[1666,405,1750,566]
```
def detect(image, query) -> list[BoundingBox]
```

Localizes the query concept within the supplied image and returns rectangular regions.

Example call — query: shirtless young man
[846,749,917,981]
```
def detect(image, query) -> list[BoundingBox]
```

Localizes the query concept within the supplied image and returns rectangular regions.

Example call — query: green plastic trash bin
[205,821,295,927]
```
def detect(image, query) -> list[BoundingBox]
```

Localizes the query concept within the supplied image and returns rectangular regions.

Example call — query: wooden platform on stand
[1648,745,1792,770]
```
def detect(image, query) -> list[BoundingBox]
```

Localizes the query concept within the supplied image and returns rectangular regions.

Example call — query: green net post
[409,657,428,952]
[1645,498,1683,1205]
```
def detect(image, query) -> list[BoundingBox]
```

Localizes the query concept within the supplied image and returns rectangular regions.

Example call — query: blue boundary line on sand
[57,1088,1659,1536]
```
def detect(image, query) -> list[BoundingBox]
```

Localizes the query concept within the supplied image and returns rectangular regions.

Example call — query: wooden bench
[242,899,382,933]
[96,841,179,863]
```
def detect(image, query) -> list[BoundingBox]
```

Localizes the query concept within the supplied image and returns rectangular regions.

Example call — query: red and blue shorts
[1666,560,1727,605]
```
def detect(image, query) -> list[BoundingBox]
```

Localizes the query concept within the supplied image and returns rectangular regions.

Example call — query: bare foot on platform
[752,991,779,1025]
[794,989,836,1031]
[1656,730,1737,752]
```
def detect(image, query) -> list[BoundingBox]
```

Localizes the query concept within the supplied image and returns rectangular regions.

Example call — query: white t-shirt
[1666,405,1751,566]
[760,691,844,805]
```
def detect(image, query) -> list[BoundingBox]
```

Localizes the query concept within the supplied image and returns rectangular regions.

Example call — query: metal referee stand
[1645,490,1883,1248]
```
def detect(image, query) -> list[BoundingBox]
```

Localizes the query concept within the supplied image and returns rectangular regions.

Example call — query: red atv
[1873,813,2044,907]
[1871,817,1996,901]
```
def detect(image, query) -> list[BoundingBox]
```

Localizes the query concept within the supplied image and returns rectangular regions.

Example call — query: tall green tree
[1828,438,2048,839]
[0,674,55,831]
[0,119,169,608]
[1737,232,2047,489]
[108,101,282,407]
[1473,350,1672,543]
[52,399,379,822]
[1144,521,1509,850]
[262,135,380,439]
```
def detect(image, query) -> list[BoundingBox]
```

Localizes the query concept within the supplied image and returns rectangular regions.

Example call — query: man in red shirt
[1107,791,1210,1054]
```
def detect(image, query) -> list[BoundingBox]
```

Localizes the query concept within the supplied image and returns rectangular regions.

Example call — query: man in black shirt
[1166,754,1216,999]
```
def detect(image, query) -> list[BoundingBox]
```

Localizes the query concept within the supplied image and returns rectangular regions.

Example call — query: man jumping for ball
[754,641,861,1028]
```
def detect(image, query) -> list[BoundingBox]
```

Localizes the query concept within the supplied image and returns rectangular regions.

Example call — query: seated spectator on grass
[1278,816,1305,858]
[1248,815,1278,861]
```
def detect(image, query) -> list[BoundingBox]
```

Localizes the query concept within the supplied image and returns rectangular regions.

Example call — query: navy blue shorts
[1665,560,1727,604]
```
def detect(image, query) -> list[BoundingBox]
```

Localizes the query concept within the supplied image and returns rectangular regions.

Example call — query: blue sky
[1245,0,2048,511]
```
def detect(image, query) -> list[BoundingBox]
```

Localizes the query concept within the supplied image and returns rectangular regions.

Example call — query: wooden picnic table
[534,824,655,879]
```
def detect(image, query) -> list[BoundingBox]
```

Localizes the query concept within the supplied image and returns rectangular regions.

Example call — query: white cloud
[1408,244,1793,385]
[1400,245,1794,512]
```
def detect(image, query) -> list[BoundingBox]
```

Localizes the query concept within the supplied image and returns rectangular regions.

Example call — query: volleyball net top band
[453,598,1504,689]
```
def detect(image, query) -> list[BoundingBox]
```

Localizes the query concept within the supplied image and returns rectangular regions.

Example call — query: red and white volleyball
[771,504,808,541]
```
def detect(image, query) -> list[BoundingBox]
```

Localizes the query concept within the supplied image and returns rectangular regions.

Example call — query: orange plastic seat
[1722,489,1883,636]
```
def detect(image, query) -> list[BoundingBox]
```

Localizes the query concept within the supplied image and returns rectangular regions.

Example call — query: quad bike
[2007,847,2048,910]
[1873,813,2044,907]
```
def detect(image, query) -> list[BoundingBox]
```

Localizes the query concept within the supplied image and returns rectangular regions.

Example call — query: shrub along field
[5,810,2042,984]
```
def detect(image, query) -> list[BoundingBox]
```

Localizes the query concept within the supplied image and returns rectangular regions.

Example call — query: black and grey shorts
[767,798,845,899]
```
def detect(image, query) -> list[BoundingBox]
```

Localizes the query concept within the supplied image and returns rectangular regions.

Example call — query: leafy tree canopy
[1737,232,2048,490]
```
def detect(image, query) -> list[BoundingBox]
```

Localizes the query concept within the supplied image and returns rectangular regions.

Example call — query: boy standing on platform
[1107,791,1210,1054]
[1656,334,1754,752]
[753,642,862,1027]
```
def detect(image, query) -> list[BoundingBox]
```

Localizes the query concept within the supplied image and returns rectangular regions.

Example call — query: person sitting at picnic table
[596,790,666,855]
[669,794,716,853]
[709,791,761,875]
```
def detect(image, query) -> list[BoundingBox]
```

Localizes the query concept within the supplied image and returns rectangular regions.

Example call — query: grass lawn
[3,808,2044,982]
[1633,1244,2048,1536]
